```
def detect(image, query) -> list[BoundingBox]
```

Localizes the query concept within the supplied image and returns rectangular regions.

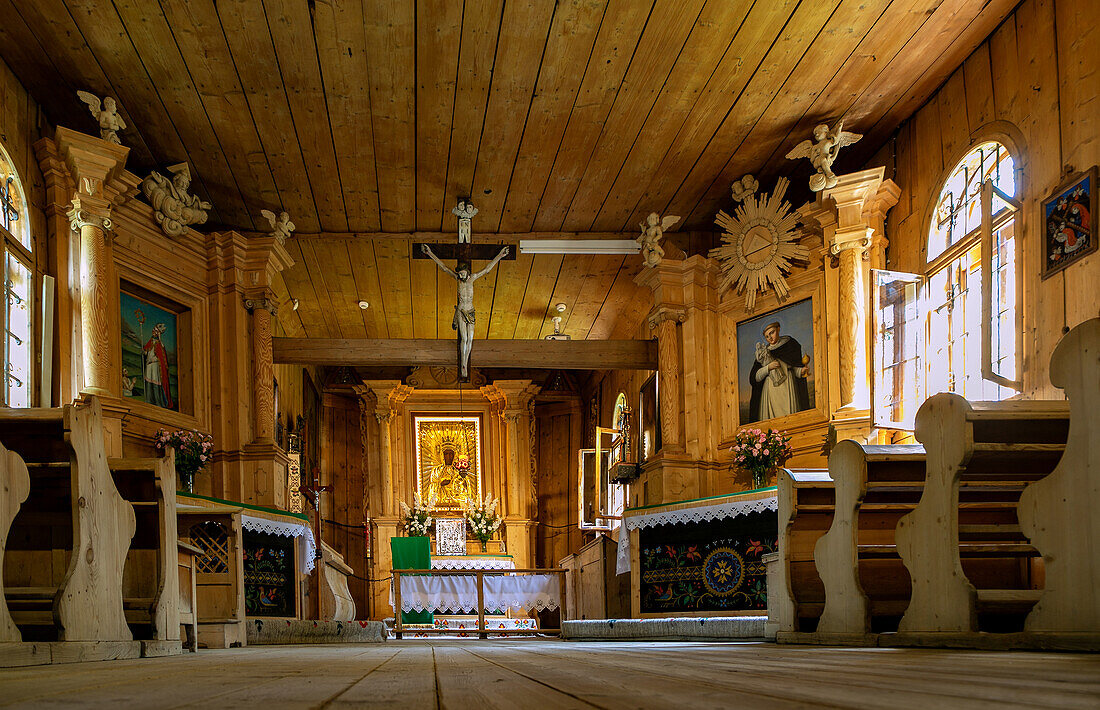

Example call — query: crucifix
[416,199,513,382]
[1,175,20,229]
[299,466,331,563]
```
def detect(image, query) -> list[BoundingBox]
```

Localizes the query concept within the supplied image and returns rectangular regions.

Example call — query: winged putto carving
[638,212,680,268]
[261,209,296,245]
[76,90,126,144]
[785,121,862,191]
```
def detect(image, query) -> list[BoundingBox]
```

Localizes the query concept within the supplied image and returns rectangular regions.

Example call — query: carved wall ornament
[637,212,680,268]
[451,199,478,243]
[709,176,809,312]
[243,297,278,317]
[406,365,486,389]
[260,209,296,245]
[141,162,212,238]
[785,121,863,192]
[730,174,760,203]
[77,91,126,144]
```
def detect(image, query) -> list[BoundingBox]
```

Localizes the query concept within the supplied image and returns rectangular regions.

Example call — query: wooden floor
[1,640,1098,709]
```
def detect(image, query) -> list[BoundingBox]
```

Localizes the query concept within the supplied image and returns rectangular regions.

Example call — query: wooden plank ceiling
[0,0,1019,340]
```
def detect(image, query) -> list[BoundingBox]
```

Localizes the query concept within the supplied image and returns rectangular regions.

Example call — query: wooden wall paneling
[214,0,321,231]
[587,261,643,340]
[372,239,414,339]
[1054,0,1099,331]
[565,255,624,339]
[962,43,995,130]
[1015,0,1065,398]
[469,0,556,230]
[669,0,844,226]
[100,0,252,227]
[347,239,389,338]
[512,253,563,340]
[310,0,381,233]
[903,98,945,272]
[936,68,971,166]
[472,260,499,340]
[561,0,708,232]
[443,0,504,215]
[609,284,653,341]
[155,0,283,217]
[0,0,76,129]
[486,250,533,339]
[436,257,457,342]
[411,254,439,340]
[497,0,605,232]
[264,0,349,232]
[593,0,753,231]
[278,241,331,338]
[312,239,365,339]
[286,240,342,338]
[271,272,306,338]
[531,0,652,232]
[414,0,462,232]
[989,18,1022,124]
[537,253,593,339]
[623,0,797,232]
[854,0,1019,171]
[687,0,892,225]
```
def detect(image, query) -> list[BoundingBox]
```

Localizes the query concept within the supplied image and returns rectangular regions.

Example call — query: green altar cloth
[391,536,433,624]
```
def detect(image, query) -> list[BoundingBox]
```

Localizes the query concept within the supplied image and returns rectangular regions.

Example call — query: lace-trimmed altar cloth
[430,556,516,570]
[389,573,560,613]
[615,488,778,575]
[241,513,317,574]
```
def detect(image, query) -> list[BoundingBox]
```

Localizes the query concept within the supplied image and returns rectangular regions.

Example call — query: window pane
[0,153,30,251]
[990,217,1018,385]
[872,269,922,429]
[6,253,32,407]
[928,142,1015,262]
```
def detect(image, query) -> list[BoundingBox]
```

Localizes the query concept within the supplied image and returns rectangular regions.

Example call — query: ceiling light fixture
[545,303,570,340]
[358,300,369,309]
[519,239,640,255]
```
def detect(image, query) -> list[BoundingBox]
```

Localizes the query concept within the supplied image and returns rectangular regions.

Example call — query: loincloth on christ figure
[452,306,476,330]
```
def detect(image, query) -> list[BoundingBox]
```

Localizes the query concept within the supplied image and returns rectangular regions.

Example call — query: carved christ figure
[421,243,509,379]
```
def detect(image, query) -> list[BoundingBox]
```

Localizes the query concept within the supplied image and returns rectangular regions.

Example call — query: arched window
[873,139,1022,429]
[0,143,33,408]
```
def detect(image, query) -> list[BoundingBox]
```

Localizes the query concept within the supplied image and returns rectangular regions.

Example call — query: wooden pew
[0,441,31,643]
[1016,317,1099,639]
[774,469,833,637]
[812,442,926,641]
[895,394,1069,637]
[177,540,202,652]
[108,455,180,656]
[319,541,356,622]
[178,507,246,648]
[1,397,136,645]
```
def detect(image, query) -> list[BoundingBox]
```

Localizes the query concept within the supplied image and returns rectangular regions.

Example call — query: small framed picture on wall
[1042,165,1096,279]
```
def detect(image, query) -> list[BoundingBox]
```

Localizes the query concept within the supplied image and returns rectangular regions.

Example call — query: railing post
[477,571,486,639]
[558,570,568,625]
[393,570,403,640]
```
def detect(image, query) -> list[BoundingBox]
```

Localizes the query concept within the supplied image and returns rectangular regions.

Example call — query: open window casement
[871,269,924,430]
[980,179,1022,390]
[577,447,614,531]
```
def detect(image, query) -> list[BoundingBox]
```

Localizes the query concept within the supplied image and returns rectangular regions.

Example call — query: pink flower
[763,449,769,456]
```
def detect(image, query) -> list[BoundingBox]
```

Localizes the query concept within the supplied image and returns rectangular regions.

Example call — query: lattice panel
[191,522,230,574]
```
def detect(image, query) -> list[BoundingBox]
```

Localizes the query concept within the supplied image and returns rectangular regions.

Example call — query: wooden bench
[895,395,1069,635]
[319,541,356,622]
[177,540,202,652]
[178,507,246,648]
[774,469,833,635]
[0,441,31,643]
[109,455,181,656]
[1017,317,1100,637]
[0,397,135,643]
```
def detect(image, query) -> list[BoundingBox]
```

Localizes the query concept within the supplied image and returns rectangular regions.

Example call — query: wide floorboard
[1,640,1098,709]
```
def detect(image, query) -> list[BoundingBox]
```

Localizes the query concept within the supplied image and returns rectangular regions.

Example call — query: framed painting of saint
[736,298,816,425]
[1042,165,1096,278]
[414,415,482,512]
[120,287,182,412]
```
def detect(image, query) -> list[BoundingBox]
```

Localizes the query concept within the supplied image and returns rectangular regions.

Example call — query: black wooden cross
[0,176,20,231]
[411,240,516,273]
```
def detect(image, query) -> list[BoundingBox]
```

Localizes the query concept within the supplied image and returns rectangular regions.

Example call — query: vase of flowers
[155,428,214,493]
[731,428,793,489]
[400,494,435,537]
[465,494,501,552]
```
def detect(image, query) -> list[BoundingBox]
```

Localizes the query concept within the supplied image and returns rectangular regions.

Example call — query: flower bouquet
[400,494,436,537]
[731,428,793,489]
[465,494,501,552]
[155,428,214,493]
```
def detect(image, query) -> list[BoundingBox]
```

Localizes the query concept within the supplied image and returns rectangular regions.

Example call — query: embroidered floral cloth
[390,573,560,613]
[241,513,317,574]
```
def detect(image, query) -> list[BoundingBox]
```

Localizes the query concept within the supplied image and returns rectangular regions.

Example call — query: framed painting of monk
[414,415,483,512]
[736,298,816,425]
[120,286,183,412]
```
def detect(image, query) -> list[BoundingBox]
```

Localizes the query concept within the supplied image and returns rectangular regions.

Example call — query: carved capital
[244,296,278,317]
[374,410,394,425]
[828,226,874,257]
[646,305,687,330]
[67,200,113,234]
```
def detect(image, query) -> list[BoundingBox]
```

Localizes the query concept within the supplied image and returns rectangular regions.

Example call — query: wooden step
[857,543,1038,559]
[4,586,56,600]
[976,589,1043,614]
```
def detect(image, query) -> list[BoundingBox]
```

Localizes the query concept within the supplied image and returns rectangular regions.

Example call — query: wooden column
[647,306,686,453]
[54,128,130,398]
[244,297,277,443]
[358,381,412,518]
[487,380,539,568]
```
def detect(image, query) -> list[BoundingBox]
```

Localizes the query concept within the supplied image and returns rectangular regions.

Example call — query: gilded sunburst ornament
[709,176,808,311]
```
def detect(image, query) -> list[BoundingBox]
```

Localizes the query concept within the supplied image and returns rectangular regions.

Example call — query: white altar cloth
[430,556,515,571]
[390,573,560,613]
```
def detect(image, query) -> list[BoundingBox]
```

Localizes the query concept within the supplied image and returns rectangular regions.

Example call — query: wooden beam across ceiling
[271,338,658,370]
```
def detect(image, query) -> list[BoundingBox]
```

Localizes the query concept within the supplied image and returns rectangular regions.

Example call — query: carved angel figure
[452,199,478,243]
[785,121,862,191]
[637,212,680,268]
[260,209,295,244]
[77,90,126,144]
[141,164,212,238]
[730,174,760,203]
